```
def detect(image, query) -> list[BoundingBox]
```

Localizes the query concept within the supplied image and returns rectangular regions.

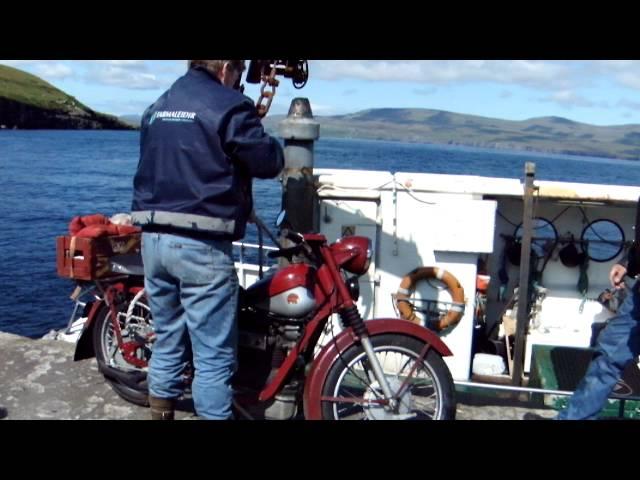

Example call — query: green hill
[0,65,134,130]
[263,108,640,160]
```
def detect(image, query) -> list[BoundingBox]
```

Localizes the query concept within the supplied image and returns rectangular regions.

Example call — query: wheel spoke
[99,297,153,372]
[326,340,448,420]
[339,411,367,420]
[320,396,387,405]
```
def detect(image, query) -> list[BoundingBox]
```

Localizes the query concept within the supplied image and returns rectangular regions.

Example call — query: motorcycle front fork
[358,335,398,410]
[340,305,399,412]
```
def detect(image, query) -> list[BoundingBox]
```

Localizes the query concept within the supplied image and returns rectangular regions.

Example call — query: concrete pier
[0,331,556,420]
[0,332,195,420]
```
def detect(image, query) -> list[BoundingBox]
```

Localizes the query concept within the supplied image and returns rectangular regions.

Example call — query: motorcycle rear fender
[73,299,104,361]
[303,318,453,420]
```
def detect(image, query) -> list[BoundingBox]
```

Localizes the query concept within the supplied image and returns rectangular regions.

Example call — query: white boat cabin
[311,167,639,383]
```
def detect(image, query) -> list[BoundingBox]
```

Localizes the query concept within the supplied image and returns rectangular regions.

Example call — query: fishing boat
[307,164,640,416]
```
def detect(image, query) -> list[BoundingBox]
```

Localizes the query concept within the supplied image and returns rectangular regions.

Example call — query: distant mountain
[0,65,134,130]
[119,114,142,128]
[262,108,640,161]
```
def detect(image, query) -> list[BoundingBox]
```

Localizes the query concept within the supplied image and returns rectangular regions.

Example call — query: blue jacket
[131,67,284,241]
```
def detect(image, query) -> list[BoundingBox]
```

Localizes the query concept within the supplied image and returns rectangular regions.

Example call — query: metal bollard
[279,98,320,234]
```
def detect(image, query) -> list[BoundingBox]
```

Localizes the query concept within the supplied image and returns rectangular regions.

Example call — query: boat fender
[395,266,465,331]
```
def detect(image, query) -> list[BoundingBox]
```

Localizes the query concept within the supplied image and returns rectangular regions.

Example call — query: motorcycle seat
[109,254,145,276]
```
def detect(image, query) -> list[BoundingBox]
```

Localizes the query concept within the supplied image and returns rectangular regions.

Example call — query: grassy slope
[0,64,91,112]
[0,64,131,128]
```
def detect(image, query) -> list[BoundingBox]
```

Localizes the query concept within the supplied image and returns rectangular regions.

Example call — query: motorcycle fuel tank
[244,263,316,318]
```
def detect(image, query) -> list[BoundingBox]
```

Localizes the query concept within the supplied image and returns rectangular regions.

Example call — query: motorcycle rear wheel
[319,334,456,420]
[92,300,152,407]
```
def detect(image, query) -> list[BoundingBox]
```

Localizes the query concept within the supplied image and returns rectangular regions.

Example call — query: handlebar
[281,229,304,245]
[252,210,320,262]
[267,229,316,262]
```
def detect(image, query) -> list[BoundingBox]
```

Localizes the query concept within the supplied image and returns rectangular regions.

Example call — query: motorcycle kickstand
[232,399,255,420]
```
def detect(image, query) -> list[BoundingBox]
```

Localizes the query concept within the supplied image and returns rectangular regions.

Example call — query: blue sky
[2,60,640,126]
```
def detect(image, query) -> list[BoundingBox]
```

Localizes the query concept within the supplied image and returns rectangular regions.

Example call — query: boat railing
[232,240,278,288]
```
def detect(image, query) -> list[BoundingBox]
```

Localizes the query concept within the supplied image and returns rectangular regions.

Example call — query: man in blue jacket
[132,60,284,420]
[554,260,640,420]
[525,248,639,420]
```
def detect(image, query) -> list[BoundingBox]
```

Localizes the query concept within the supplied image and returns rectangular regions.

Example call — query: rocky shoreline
[0,97,134,130]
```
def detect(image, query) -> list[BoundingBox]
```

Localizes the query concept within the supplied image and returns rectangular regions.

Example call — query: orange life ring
[395,267,465,331]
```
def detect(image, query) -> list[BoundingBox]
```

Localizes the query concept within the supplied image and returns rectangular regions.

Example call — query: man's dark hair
[189,60,245,76]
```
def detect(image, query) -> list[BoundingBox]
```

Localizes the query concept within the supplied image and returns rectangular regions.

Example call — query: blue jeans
[141,232,239,420]
[557,280,640,420]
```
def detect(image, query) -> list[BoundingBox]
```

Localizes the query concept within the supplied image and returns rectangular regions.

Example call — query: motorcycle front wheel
[320,334,456,420]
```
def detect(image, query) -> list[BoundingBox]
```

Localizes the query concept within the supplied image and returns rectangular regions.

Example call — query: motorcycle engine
[233,306,306,420]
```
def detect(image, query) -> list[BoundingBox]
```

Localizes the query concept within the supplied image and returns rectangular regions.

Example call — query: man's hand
[610,263,627,289]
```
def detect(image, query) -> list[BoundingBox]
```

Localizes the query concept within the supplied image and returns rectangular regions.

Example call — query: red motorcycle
[69,216,457,420]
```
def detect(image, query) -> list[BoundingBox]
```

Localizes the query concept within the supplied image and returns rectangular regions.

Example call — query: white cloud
[1,60,75,78]
[600,60,637,68]
[104,60,147,68]
[311,60,574,90]
[87,63,164,90]
[618,99,640,110]
[539,90,595,109]
[0,60,38,66]
[154,61,188,74]
[583,60,640,90]
[617,72,640,90]
[35,63,73,79]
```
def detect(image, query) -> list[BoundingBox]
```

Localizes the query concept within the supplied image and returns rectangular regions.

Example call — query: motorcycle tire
[104,373,150,407]
[319,333,456,420]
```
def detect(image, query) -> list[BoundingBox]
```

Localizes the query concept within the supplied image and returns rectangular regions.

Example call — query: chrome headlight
[363,239,372,273]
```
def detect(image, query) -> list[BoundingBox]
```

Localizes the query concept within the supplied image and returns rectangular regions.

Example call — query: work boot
[149,396,175,420]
